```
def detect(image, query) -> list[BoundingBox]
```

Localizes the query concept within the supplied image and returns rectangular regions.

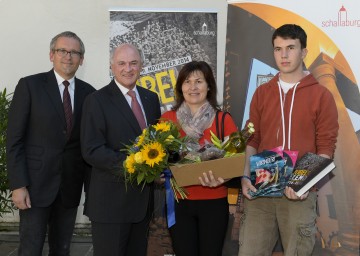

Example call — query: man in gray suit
[81,44,161,256]
[6,31,95,256]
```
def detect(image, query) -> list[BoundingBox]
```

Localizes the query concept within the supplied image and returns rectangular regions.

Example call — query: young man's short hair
[272,24,307,49]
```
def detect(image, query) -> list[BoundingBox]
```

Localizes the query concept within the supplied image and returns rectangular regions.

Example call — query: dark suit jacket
[6,70,95,208]
[81,80,161,223]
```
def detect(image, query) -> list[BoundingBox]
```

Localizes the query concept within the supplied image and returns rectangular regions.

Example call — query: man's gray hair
[50,31,85,56]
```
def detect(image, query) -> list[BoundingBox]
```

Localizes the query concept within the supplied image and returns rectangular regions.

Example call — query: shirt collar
[114,79,139,97]
[54,70,75,89]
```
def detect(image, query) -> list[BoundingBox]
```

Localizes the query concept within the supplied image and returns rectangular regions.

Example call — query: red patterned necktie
[63,80,73,139]
[127,90,146,130]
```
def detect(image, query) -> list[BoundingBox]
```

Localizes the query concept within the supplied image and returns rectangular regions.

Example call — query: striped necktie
[63,80,72,139]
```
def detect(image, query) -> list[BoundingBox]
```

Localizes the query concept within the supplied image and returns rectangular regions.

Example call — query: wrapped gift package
[170,154,245,187]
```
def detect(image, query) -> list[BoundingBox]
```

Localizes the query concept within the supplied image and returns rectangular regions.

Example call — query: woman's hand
[199,170,225,187]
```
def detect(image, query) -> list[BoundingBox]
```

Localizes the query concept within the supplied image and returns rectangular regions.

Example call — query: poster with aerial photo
[110,10,217,113]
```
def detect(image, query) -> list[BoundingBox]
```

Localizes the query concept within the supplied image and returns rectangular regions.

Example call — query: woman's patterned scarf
[176,101,216,139]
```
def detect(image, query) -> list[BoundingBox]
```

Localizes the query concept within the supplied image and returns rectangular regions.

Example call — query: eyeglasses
[54,49,82,58]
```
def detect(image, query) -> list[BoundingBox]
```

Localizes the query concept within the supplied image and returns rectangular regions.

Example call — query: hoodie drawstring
[277,81,299,150]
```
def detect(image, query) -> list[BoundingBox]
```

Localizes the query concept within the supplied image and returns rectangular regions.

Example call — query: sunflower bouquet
[123,121,188,199]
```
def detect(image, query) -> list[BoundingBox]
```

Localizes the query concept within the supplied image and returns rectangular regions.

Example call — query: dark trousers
[18,195,78,256]
[91,213,152,256]
[169,197,229,256]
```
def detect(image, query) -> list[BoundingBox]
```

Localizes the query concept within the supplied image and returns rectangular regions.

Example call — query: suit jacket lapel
[108,81,142,134]
[43,70,66,125]
[73,78,87,125]
[138,88,154,125]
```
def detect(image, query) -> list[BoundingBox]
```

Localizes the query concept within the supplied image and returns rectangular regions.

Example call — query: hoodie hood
[268,72,319,92]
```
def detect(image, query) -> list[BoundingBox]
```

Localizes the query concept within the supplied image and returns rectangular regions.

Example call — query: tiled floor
[0,232,93,256]
[0,231,286,256]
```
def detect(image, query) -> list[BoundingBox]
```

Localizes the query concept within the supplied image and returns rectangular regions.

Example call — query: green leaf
[137,172,144,184]
[0,88,15,217]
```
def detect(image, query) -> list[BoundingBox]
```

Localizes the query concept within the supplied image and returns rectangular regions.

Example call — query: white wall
[0,0,228,99]
[0,0,228,223]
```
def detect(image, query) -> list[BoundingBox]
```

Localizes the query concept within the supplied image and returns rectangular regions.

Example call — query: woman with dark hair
[161,61,238,256]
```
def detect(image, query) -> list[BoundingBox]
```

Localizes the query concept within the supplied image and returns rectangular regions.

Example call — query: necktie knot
[63,80,70,87]
[127,90,136,99]
[127,90,146,130]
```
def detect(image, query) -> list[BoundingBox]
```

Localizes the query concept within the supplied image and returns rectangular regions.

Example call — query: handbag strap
[215,110,230,141]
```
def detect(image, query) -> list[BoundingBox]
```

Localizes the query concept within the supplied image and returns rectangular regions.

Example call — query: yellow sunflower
[165,135,175,143]
[142,128,148,136]
[125,154,136,173]
[153,122,171,132]
[134,151,144,164]
[141,142,166,167]
[135,134,145,147]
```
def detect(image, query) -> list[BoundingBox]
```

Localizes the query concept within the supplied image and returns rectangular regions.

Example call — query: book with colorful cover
[248,147,298,198]
[287,152,335,197]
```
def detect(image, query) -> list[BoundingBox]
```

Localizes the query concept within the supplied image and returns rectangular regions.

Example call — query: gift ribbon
[162,169,176,228]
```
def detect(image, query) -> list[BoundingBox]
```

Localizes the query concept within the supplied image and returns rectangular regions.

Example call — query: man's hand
[241,145,258,200]
[199,170,225,187]
[154,173,165,185]
[284,186,309,200]
[241,177,257,200]
[12,187,31,209]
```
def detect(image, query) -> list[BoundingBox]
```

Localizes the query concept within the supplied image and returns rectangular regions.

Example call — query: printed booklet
[248,147,298,198]
[287,152,335,197]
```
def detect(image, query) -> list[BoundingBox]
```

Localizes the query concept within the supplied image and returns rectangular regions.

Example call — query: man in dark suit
[6,31,95,256]
[81,44,161,256]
